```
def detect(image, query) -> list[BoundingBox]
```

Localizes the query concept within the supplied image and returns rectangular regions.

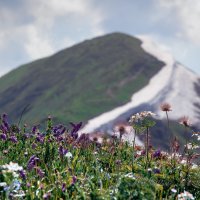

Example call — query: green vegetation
[0,111,199,199]
[0,33,164,126]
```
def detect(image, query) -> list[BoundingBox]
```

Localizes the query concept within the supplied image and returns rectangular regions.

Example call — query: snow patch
[156,63,200,124]
[80,35,176,144]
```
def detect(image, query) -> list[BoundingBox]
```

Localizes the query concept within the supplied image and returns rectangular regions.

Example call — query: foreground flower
[129,111,156,124]
[179,116,191,127]
[160,103,172,112]
[1,162,23,172]
[65,152,72,158]
[178,191,195,200]
[27,155,40,171]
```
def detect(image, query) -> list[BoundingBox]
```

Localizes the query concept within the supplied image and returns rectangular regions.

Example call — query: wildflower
[185,143,199,150]
[179,116,191,127]
[191,164,198,169]
[153,149,161,158]
[36,167,45,178]
[71,176,77,185]
[9,136,18,143]
[153,167,160,174]
[19,170,26,180]
[43,192,51,200]
[27,155,39,171]
[64,152,72,158]
[58,146,68,157]
[140,111,156,118]
[114,124,131,139]
[32,143,37,149]
[178,191,195,200]
[36,135,44,144]
[180,159,187,165]
[0,182,7,187]
[3,150,8,154]
[11,179,21,191]
[160,103,172,112]
[129,111,156,123]
[171,188,177,193]
[124,173,135,179]
[0,133,7,140]
[129,113,141,123]
[147,168,152,172]
[70,122,82,138]
[62,183,66,192]
[32,125,38,134]
[26,182,31,187]
[2,162,23,172]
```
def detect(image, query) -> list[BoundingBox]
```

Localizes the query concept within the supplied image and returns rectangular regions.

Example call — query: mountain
[0,33,164,125]
[0,32,199,149]
[80,35,200,149]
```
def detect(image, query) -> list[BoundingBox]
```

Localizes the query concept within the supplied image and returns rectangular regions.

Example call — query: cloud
[157,0,200,45]
[0,0,105,74]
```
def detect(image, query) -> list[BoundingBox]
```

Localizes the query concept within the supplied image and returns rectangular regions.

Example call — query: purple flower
[23,133,31,139]
[70,122,82,138]
[53,125,66,137]
[62,183,66,192]
[36,135,44,144]
[27,155,39,171]
[72,176,77,185]
[153,150,161,158]
[32,143,37,149]
[32,126,37,134]
[0,125,8,134]
[43,192,51,200]
[9,136,18,143]
[59,146,68,157]
[36,167,45,178]
[19,170,26,180]
[26,182,31,187]
[56,136,64,142]
[153,168,161,174]
[0,133,7,141]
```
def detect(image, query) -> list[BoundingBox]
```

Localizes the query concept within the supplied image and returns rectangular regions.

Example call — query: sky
[0,0,200,77]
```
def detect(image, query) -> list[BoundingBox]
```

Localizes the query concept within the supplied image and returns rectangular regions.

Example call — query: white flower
[0,182,7,187]
[185,143,199,150]
[180,159,187,165]
[185,143,193,149]
[171,188,177,193]
[191,164,198,169]
[64,152,72,158]
[1,162,23,172]
[129,111,156,124]
[124,173,135,179]
[178,191,195,200]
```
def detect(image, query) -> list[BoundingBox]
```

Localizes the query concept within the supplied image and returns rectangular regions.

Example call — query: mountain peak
[0,32,164,125]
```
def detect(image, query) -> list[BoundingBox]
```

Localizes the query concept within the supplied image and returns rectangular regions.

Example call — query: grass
[0,110,199,199]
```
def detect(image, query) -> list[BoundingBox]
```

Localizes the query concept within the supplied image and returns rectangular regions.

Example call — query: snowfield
[80,35,200,143]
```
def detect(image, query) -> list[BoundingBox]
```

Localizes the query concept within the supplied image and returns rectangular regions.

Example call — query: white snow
[80,35,200,143]
[155,63,200,124]
[80,35,176,144]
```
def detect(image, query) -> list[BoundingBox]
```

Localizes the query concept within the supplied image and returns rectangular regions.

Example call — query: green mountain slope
[0,33,164,126]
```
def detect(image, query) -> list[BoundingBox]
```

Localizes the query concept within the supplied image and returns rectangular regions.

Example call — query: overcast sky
[0,0,200,77]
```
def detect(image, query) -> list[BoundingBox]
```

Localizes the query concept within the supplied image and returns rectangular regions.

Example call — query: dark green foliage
[117,177,157,199]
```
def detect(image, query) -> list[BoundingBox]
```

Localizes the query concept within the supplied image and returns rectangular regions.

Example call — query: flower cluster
[178,191,195,200]
[129,111,156,123]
